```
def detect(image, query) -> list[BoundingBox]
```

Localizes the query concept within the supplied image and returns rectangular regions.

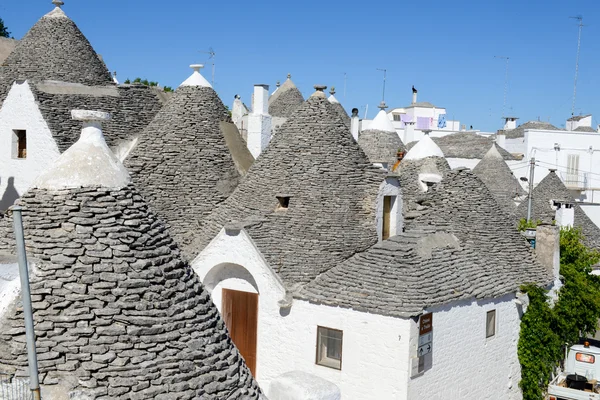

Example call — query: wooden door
[221,289,258,376]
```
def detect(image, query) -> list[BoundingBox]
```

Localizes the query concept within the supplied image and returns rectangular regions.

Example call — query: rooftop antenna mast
[343,72,347,103]
[494,56,510,118]
[376,68,387,103]
[570,15,584,116]
[200,47,216,87]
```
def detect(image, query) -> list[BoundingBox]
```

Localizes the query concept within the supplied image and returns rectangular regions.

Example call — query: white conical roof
[404,135,445,161]
[328,94,340,104]
[34,110,131,190]
[179,64,212,88]
[369,109,396,133]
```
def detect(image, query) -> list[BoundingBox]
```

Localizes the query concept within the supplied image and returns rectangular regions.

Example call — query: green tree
[518,285,561,400]
[554,228,600,345]
[518,227,600,399]
[0,18,11,38]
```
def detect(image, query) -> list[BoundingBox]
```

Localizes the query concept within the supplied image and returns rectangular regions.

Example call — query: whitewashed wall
[193,229,413,400]
[408,294,522,400]
[0,81,59,210]
[525,129,600,201]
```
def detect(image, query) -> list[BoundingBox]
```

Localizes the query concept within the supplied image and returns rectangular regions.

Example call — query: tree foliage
[123,77,172,92]
[518,285,561,400]
[518,227,600,400]
[0,18,11,38]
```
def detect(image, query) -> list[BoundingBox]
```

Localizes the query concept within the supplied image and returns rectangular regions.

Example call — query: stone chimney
[351,107,360,142]
[503,117,518,130]
[535,224,562,299]
[555,201,575,228]
[495,132,506,150]
[247,84,272,158]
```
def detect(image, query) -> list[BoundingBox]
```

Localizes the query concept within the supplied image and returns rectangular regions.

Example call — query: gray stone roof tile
[30,82,163,152]
[189,91,385,286]
[300,168,551,317]
[358,129,406,165]
[125,86,253,257]
[472,144,526,212]
[268,77,304,118]
[0,6,113,89]
[574,126,596,133]
[407,132,516,160]
[501,121,559,139]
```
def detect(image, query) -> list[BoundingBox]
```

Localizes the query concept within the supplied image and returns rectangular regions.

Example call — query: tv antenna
[343,72,347,103]
[200,47,216,86]
[376,68,387,103]
[494,56,510,118]
[570,15,584,116]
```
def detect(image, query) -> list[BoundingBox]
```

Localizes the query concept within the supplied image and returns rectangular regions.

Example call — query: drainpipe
[12,206,41,400]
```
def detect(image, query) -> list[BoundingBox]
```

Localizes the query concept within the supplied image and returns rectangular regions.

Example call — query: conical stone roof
[268,75,304,118]
[328,88,350,128]
[472,144,525,213]
[301,168,550,317]
[0,111,261,399]
[190,87,384,286]
[516,170,600,248]
[125,69,253,257]
[0,3,113,90]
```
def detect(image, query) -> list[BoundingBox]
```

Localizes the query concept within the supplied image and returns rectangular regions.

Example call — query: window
[393,114,402,122]
[576,353,595,364]
[382,196,395,240]
[316,326,343,370]
[12,130,27,159]
[276,196,290,210]
[486,310,496,338]
[566,154,580,186]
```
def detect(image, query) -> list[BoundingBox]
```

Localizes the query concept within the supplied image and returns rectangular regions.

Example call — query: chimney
[495,133,506,150]
[503,117,518,130]
[534,224,561,297]
[554,201,575,228]
[351,107,360,142]
[404,121,416,144]
[247,84,272,159]
[412,92,417,104]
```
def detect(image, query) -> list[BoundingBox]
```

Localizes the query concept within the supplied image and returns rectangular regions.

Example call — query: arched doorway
[204,263,259,376]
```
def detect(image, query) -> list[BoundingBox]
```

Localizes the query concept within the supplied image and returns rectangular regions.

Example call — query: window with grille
[316,326,343,370]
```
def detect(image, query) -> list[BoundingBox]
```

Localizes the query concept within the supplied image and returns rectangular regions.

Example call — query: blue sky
[2,0,599,131]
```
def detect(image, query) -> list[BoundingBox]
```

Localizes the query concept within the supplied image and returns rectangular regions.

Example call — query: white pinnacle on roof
[404,134,445,161]
[179,64,212,88]
[45,0,67,19]
[369,109,397,133]
[34,110,131,190]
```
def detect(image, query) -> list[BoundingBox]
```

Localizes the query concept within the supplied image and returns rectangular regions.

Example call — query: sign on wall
[418,312,433,357]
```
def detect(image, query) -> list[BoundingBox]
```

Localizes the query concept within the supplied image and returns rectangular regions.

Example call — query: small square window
[276,196,290,210]
[12,130,27,159]
[486,310,496,338]
[316,326,343,370]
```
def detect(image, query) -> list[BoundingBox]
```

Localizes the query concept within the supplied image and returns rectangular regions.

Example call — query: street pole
[527,158,536,223]
[12,207,41,400]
